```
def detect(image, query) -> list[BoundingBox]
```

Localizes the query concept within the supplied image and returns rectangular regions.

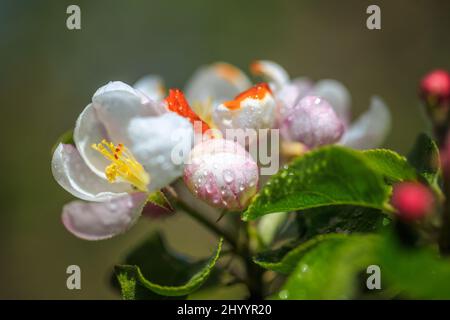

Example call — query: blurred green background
[0,0,449,299]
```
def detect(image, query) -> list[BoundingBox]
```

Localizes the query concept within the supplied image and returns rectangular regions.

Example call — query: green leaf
[407,133,441,187]
[255,233,347,274]
[255,206,386,274]
[275,234,381,299]
[147,191,173,212]
[51,129,74,154]
[114,233,223,299]
[362,149,417,183]
[378,233,450,299]
[243,146,391,221]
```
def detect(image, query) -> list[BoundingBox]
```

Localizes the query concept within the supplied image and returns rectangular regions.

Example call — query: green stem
[170,196,238,251]
[164,188,264,298]
[238,221,265,299]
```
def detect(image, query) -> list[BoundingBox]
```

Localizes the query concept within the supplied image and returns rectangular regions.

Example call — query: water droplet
[222,119,232,127]
[126,198,134,208]
[300,264,309,273]
[279,290,289,299]
[223,170,234,183]
[205,183,213,194]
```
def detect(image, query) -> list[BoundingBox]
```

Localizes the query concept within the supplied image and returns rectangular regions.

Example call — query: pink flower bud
[391,182,434,221]
[420,69,450,106]
[279,95,344,148]
[184,139,258,211]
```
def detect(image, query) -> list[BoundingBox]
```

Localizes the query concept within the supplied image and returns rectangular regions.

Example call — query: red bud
[391,182,434,221]
[420,69,450,106]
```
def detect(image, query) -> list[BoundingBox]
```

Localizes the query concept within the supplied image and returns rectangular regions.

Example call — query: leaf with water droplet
[244,146,399,221]
[254,204,387,273]
[273,234,382,299]
[362,149,417,184]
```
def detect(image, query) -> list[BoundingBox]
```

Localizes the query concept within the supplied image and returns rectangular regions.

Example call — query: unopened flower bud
[212,83,276,134]
[420,69,450,107]
[391,182,434,222]
[279,95,344,148]
[184,139,258,211]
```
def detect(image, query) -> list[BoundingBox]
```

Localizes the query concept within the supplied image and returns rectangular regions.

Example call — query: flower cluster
[52,61,391,240]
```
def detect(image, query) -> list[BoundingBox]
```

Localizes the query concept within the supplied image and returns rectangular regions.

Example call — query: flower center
[91,140,149,192]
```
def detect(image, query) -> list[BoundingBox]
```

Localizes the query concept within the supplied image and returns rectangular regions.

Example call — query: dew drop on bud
[184,139,258,211]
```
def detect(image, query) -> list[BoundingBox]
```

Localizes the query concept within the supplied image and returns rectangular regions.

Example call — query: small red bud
[420,69,450,106]
[391,182,434,221]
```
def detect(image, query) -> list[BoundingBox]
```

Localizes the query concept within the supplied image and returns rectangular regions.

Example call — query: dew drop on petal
[223,169,234,184]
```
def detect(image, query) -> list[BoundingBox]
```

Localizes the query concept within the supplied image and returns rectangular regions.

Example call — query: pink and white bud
[184,139,259,211]
[420,69,450,106]
[391,182,434,222]
[212,83,276,134]
[279,95,344,148]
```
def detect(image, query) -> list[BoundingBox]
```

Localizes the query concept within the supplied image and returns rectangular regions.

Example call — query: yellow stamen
[91,140,150,192]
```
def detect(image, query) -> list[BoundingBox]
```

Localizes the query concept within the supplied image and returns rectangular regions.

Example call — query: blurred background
[0,0,449,299]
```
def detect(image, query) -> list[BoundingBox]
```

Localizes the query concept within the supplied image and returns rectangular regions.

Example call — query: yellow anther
[91,140,150,192]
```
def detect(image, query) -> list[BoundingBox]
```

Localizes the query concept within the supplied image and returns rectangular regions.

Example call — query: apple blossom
[136,62,251,128]
[52,81,193,240]
[251,60,391,150]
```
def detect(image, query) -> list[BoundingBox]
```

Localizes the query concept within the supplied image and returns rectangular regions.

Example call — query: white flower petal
[128,113,194,191]
[62,192,147,240]
[73,103,110,177]
[185,62,251,106]
[134,75,166,102]
[311,79,351,125]
[250,60,290,90]
[340,96,391,149]
[93,81,139,99]
[92,83,165,144]
[74,81,166,178]
[52,144,132,202]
